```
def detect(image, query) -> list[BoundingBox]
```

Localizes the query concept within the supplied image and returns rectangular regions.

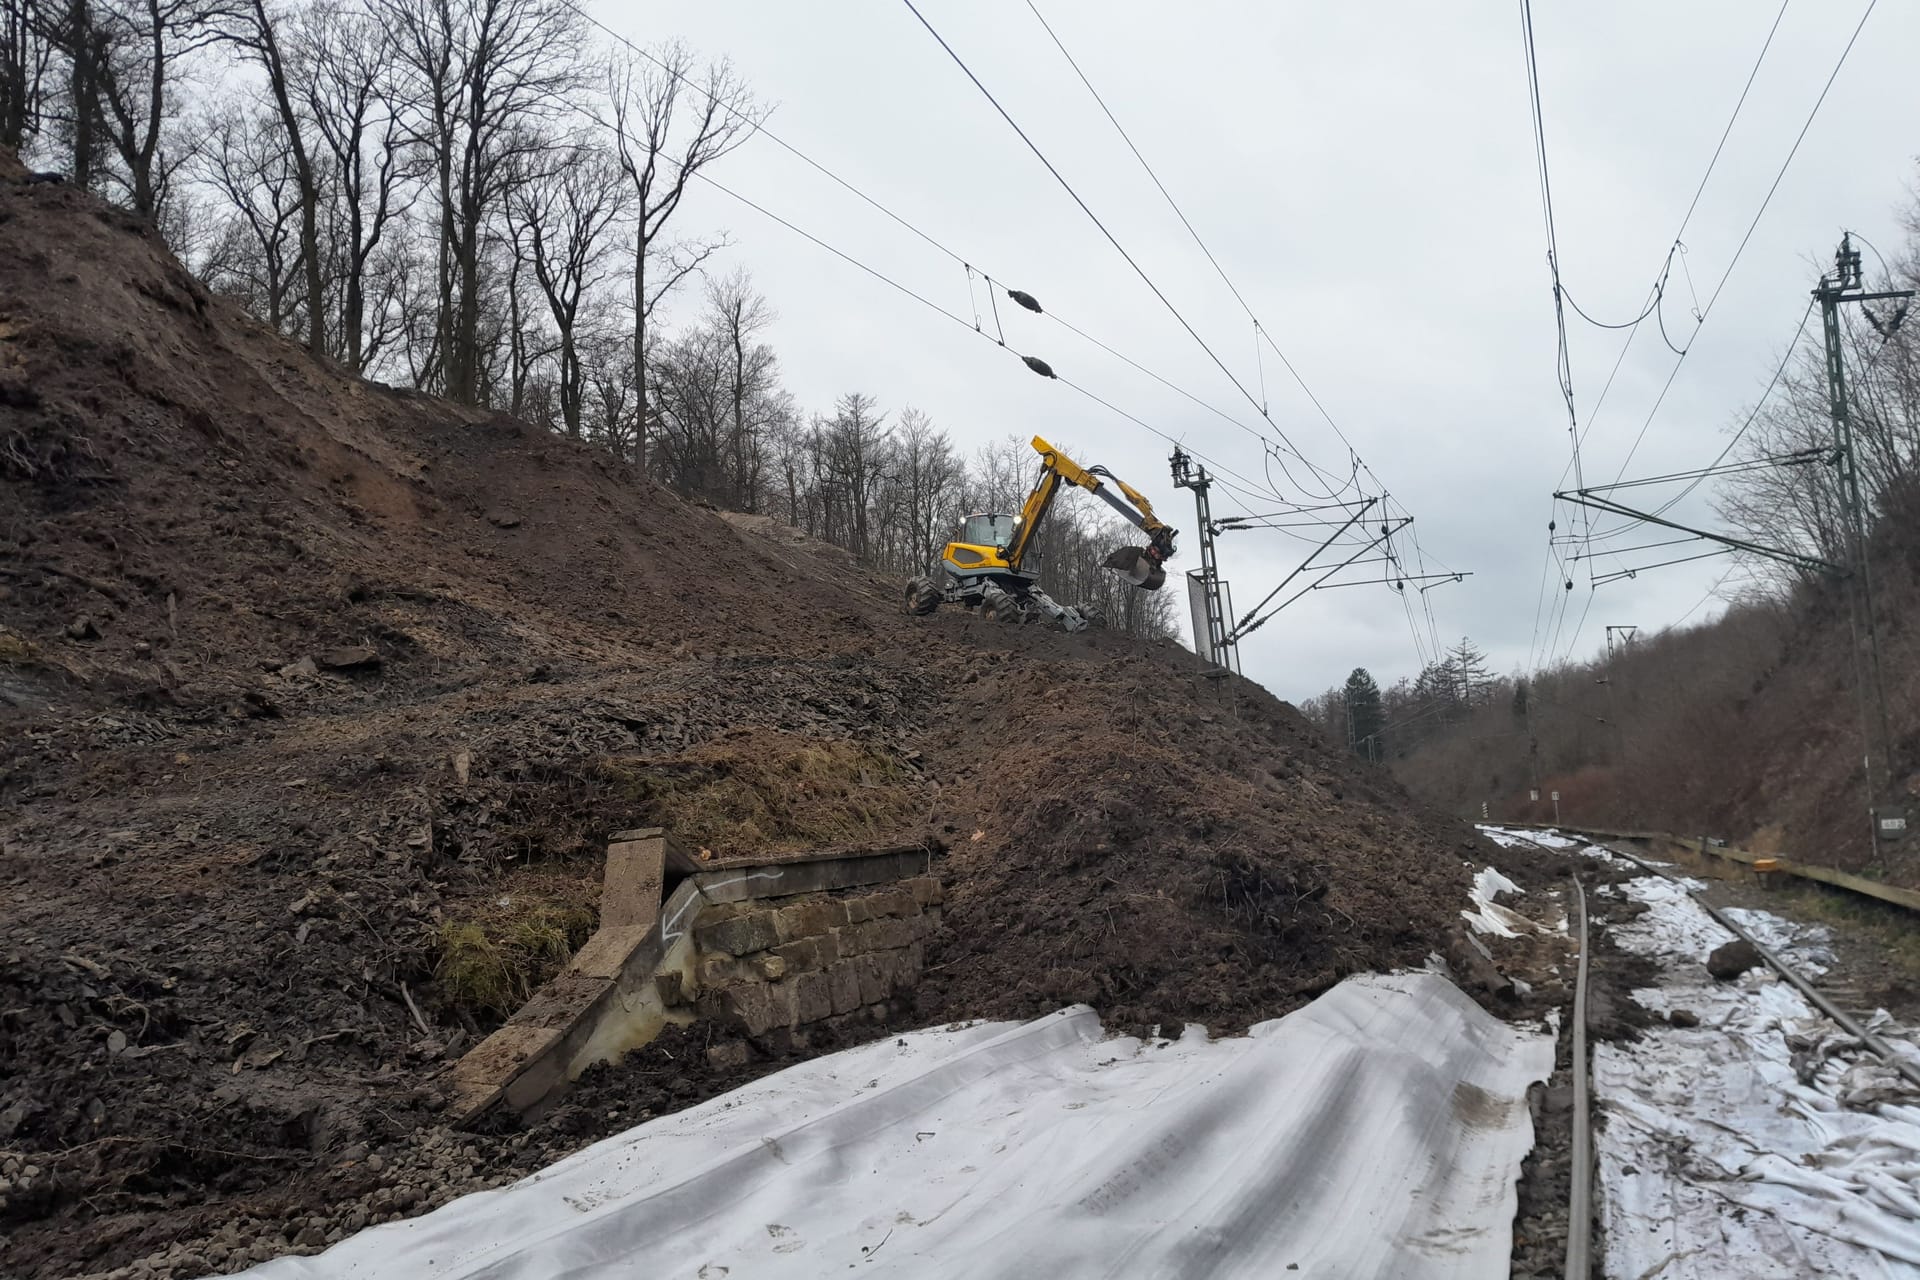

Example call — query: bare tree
[193,104,302,327]
[510,142,623,437]
[299,0,411,370]
[2,0,53,150]
[1716,212,1920,591]
[704,266,784,508]
[58,0,102,182]
[378,0,583,403]
[50,0,233,216]
[608,42,755,471]
[224,0,327,355]
[819,392,891,561]
[892,406,958,574]
[649,319,728,499]
[580,327,639,459]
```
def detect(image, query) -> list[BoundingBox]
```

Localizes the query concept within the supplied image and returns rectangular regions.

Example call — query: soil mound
[0,160,1536,1277]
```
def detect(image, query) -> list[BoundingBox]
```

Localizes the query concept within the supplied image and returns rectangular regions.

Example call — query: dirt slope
[0,158,1527,1277]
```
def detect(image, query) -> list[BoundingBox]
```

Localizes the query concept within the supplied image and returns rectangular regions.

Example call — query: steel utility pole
[1170,448,1236,675]
[1815,233,1914,859]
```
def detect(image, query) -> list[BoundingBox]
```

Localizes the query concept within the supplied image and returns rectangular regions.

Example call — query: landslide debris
[0,157,1538,1278]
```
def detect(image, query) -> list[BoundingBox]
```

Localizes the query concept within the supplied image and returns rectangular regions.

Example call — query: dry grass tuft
[598,730,923,856]
[433,876,598,1018]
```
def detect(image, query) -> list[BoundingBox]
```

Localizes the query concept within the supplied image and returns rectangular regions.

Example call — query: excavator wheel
[979,585,1022,624]
[1075,604,1107,630]
[903,576,942,616]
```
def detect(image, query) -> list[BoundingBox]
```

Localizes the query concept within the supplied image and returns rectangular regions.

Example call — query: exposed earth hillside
[0,153,1526,1278]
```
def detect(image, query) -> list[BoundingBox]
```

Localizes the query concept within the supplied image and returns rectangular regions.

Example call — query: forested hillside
[0,0,1174,634]
[1303,186,1920,883]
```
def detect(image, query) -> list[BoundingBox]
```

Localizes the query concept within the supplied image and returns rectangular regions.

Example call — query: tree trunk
[248,0,325,357]
[507,251,527,418]
[1,0,29,149]
[129,0,161,218]
[728,312,747,509]
[450,200,481,402]
[68,0,95,187]
[631,242,647,473]
[560,322,579,436]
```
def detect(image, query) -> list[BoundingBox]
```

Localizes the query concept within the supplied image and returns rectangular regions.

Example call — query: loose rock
[1706,939,1762,981]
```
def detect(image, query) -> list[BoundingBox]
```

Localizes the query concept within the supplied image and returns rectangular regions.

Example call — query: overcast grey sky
[597,0,1919,702]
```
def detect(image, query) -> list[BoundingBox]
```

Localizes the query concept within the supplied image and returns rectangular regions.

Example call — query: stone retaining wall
[667,876,943,1067]
[448,829,939,1124]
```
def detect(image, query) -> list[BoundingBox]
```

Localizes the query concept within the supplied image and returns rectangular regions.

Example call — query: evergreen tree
[1344,667,1385,761]
[1447,637,1493,706]
[1414,658,1459,725]
[1511,678,1530,722]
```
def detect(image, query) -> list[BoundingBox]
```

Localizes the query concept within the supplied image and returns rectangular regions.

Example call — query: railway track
[1495,827,1920,1279]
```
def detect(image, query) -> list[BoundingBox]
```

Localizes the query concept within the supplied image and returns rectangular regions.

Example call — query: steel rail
[1498,823,1920,1276]
[1597,839,1920,1091]
[1565,872,1593,1280]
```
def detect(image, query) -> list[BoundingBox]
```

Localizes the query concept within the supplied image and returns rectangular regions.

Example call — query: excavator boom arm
[1004,436,1177,588]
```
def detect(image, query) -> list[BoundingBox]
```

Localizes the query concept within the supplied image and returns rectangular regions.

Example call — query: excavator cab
[940,513,1028,581]
[903,437,1177,631]
[960,513,1017,546]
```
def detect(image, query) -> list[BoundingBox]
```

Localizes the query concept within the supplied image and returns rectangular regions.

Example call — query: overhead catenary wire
[1022,0,1373,477]
[1603,0,1880,488]
[905,0,1461,669]
[1524,0,1876,671]
[900,0,1279,427]
[1518,0,1601,655]
[556,0,1363,513]
[1590,545,1736,586]
[899,0,1381,514]
[1017,0,1463,661]
[584,111,1315,521]
[1524,0,1784,654]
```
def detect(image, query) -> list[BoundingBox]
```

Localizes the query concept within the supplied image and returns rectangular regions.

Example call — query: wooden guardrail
[1509,822,1920,916]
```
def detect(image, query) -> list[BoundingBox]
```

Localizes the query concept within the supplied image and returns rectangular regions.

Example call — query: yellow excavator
[902,436,1177,631]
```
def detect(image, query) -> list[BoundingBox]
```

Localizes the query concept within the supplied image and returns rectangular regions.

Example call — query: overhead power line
[689,171,1292,508]
[897,0,1338,479]
[1604,0,1880,486]
[561,0,1391,526]
[1525,0,1876,671]
[1021,0,1362,468]
[570,0,1459,671]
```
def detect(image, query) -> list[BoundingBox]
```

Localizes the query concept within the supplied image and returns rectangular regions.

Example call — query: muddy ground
[0,156,1551,1277]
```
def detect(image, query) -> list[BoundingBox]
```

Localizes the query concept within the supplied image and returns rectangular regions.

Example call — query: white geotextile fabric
[1478,827,1585,852]
[1461,866,1534,938]
[236,972,1551,1280]
[1593,862,1920,1279]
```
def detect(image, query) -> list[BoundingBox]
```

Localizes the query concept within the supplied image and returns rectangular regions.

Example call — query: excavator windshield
[960,513,1017,547]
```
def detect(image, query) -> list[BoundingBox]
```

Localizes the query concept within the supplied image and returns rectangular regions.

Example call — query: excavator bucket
[1103,546,1167,591]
